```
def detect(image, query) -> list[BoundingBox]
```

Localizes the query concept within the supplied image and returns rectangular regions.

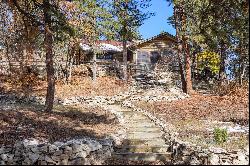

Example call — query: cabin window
[137,51,150,64]
[150,51,160,64]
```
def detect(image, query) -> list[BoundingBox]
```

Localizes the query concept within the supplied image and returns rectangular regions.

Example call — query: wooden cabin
[129,32,178,71]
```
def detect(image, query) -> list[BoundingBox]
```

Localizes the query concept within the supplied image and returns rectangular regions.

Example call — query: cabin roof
[130,31,176,49]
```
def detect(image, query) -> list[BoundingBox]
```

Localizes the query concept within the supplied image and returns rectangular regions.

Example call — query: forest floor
[0,103,119,146]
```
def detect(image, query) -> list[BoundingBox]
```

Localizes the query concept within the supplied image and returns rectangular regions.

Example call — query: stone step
[125,119,153,124]
[123,139,166,147]
[119,109,136,112]
[122,111,141,115]
[115,145,169,153]
[124,119,153,124]
[123,115,149,120]
[127,132,163,140]
[126,127,162,133]
[113,152,171,162]
[128,130,163,134]
[125,123,156,128]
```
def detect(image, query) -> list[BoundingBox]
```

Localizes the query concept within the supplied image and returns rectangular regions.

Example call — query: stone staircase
[107,105,171,162]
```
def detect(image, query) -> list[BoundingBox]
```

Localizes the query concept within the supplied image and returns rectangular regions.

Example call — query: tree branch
[12,0,43,27]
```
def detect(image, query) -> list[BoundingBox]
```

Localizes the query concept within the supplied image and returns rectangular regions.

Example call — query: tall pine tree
[110,0,153,81]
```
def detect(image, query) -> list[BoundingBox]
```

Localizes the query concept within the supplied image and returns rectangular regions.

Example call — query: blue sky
[139,0,176,40]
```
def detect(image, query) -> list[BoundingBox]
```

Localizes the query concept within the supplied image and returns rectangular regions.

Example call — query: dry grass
[0,75,129,99]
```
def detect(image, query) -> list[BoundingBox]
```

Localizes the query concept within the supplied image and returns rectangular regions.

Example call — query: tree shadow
[0,99,118,146]
[53,105,116,125]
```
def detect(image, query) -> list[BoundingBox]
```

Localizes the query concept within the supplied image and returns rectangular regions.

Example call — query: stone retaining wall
[0,138,113,165]
[168,139,249,165]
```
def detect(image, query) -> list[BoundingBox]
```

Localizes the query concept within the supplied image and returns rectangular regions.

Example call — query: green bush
[213,127,228,144]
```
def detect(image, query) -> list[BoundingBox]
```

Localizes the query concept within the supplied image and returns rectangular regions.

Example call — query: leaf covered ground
[0,103,119,146]
[0,75,129,99]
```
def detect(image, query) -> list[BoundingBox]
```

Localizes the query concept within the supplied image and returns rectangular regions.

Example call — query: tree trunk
[68,51,73,83]
[219,42,226,81]
[122,39,128,81]
[181,5,193,94]
[44,0,55,112]
[4,40,12,75]
[174,6,187,92]
[93,50,97,82]
[238,41,245,85]
[184,41,193,94]
[240,63,246,85]
[64,46,70,84]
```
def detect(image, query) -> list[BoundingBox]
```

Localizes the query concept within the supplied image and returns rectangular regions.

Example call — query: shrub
[197,51,220,74]
[213,127,228,144]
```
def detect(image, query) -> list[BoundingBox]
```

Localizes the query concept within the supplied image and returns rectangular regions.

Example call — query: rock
[48,144,58,153]
[209,154,220,165]
[14,150,22,157]
[28,153,39,163]
[51,155,61,162]
[0,154,8,161]
[232,152,249,165]
[71,144,82,154]
[60,159,69,165]
[0,147,12,154]
[237,152,246,160]
[14,141,23,148]
[6,156,15,164]
[0,148,4,154]
[209,147,227,154]
[54,142,64,147]
[86,141,102,152]
[22,158,33,165]
[37,160,47,165]
[233,159,249,165]
[68,158,86,165]
[59,154,69,160]
[182,156,190,162]
[73,151,87,159]
[220,159,232,165]
[244,146,249,155]
[99,139,113,147]
[45,155,56,164]
[53,149,63,156]
[63,146,73,155]
[23,139,39,147]
[0,161,6,165]
[39,145,48,153]
[189,156,200,165]
[80,144,91,154]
